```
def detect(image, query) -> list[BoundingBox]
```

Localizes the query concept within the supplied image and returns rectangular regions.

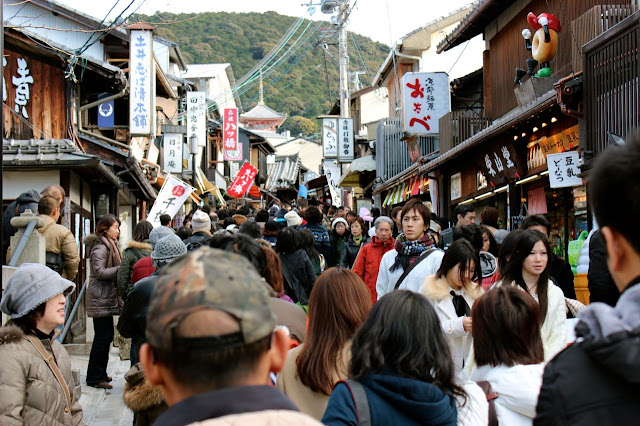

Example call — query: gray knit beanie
[0,263,75,319]
[191,210,211,233]
[151,234,187,265]
[149,226,175,248]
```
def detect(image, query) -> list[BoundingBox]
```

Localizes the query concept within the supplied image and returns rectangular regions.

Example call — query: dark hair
[327,206,337,216]
[176,226,193,241]
[133,220,154,242]
[473,286,544,367]
[400,199,431,227]
[501,229,551,321]
[263,220,280,237]
[254,209,270,223]
[297,268,371,395]
[217,210,229,221]
[349,291,465,399]
[453,224,484,252]
[350,217,366,235]
[222,217,236,229]
[454,204,475,220]
[520,215,551,235]
[346,211,357,218]
[480,207,498,228]
[436,239,480,284]
[275,227,300,254]
[305,206,324,225]
[159,214,171,226]
[391,206,403,220]
[209,233,267,280]
[371,207,380,219]
[480,226,499,256]
[298,227,320,262]
[297,198,309,210]
[96,214,120,238]
[238,206,251,216]
[11,302,46,334]
[497,229,524,275]
[201,205,211,214]
[38,195,59,216]
[261,246,285,294]
[589,132,640,254]
[239,220,263,240]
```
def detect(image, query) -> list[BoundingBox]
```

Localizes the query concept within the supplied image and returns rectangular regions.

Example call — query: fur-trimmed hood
[0,325,23,345]
[422,274,484,302]
[83,233,104,251]
[124,363,165,411]
[126,240,152,250]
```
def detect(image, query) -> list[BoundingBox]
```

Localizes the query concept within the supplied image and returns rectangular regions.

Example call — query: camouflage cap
[145,246,276,351]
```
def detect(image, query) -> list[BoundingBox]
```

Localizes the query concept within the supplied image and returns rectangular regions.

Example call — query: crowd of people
[1,134,639,425]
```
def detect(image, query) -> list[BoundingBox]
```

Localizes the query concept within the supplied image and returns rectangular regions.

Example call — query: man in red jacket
[352,216,395,304]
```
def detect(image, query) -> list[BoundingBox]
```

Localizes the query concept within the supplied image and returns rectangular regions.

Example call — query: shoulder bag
[338,379,371,426]
[27,335,72,415]
[394,248,438,290]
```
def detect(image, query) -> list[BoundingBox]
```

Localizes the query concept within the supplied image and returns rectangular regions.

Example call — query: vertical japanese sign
[163,133,183,173]
[187,91,207,148]
[547,151,582,188]
[6,57,34,118]
[402,72,450,135]
[323,160,342,206]
[223,108,238,151]
[148,174,194,228]
[450,172,461,201]
[338,118,354,161]
[480,142,521,186]
[129,30,154,135]
[227,162,258,198]
[322,118,338,158]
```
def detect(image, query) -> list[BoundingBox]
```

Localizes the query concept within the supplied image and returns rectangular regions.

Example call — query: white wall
[420,32,484,80]
[2,170,60,199]
[359,89,389,134]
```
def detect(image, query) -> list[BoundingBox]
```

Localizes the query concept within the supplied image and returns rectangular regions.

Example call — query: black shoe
[106,376,113,383]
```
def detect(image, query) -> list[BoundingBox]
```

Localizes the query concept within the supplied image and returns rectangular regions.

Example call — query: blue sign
[97,93,114,128]
[298,184,308,199]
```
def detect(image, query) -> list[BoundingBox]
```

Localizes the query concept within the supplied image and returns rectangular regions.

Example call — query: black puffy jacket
[587,229,619,306]
[279,249,316,304]
[339,235,369,269]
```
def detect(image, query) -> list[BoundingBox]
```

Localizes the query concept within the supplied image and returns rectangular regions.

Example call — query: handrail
[8,220,37,267]
[60,277,88,343]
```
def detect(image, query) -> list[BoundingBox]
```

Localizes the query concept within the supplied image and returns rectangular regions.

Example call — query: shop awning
[338,155,376,188]
[382,175,429,207]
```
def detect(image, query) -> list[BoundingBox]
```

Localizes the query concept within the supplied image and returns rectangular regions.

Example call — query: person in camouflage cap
[140,247,321,426]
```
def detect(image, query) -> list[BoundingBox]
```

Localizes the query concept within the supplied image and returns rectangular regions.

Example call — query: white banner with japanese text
[547,151,582,188]
[322,118,338,158]
[187,91,207,147]
[402,72,450,135]
[163,133,183,173]
[338,118,354,162]
[129,30,155,135]
[148,174,194,227]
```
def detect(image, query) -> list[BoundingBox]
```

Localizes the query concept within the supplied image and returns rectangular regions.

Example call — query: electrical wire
[385,0,400,117]
[447,39,470,74]
[350,32,369,75]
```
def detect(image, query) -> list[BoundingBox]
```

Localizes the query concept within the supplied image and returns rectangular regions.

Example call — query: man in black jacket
[534,134,640,425]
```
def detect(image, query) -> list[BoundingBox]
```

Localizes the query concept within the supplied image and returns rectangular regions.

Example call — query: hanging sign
[163,133,183,173]
[450,172,461,201]
[547,151,582,188]
[538,125,580,156]
[322,118,338,158]
[338,118,354,161]
[224,142,243,161]
[402,72,450,135]
[129,30,155,135]
[187,91,206,147]
[223,108,238,150]
[479,142,521,185]
[227,162,258,198]
[97,93,114,128]
[323,160,342,206]
[148,174,194,228]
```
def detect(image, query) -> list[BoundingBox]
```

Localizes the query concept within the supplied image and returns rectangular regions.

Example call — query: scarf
[390,233,435,272]
[101,235,122,271]
[450,290,471,317]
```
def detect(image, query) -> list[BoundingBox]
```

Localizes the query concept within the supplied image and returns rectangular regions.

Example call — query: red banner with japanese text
[227,162,258,198]
[223,108,238,151]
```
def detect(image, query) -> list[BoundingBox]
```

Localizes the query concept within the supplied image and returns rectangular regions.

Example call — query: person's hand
[462,317,472,333]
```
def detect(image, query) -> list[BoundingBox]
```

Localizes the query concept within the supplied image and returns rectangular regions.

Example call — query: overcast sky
[57,0,475,45]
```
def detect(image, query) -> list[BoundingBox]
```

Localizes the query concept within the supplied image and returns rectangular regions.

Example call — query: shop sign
[338,118,354,161]
[227,162,258,198]
[129,30,155,135]
[224,142,243,161]
[479,143,521,185]
[223,108,238,151]
[148,174,194,228]
[187,91,207,147]
[229,161,240,180]
[402,72,450,135]
[322,118,338,158]
[163,133,183,173]
[450,172,462,201]
[323,160,342,206]
[547,151,582,188]
[538,125,580,156]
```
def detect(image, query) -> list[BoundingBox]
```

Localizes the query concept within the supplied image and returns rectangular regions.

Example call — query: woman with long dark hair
[277,268,371,419]
[299,227,324,278]
[117,220,153,303]
[421,239,483,372]
[276,227,316,305]
[497,229,566,360]
[323,291,488,426]
[469,286,546,426]
[84,214,122,389]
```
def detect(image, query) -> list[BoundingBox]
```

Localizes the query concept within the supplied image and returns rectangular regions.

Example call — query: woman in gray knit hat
[0,263,83,424]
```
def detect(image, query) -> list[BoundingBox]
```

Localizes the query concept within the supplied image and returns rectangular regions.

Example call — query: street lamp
[189,134,198,208]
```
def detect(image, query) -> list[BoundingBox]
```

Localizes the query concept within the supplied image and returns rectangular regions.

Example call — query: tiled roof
[265,154,300,191]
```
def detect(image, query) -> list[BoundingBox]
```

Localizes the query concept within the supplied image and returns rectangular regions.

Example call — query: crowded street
[2,0,640,425]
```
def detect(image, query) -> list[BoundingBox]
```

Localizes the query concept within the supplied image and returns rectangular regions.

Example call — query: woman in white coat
[469,286,546,426]
[421,239,483,373]
[376,199,444,299]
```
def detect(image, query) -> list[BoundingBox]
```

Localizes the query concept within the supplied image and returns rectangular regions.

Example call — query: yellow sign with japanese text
[538,125,580,156]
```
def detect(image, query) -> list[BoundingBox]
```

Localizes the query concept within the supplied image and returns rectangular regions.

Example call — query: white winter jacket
[456,381,489,426]
[376,248,444,299]
[469,363,545,426]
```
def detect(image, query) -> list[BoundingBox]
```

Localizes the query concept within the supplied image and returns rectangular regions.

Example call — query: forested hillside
[132,11,389,137]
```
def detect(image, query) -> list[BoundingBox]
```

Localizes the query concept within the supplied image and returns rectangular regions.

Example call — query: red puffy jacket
[131,256,155,285]
[352,236,395,304]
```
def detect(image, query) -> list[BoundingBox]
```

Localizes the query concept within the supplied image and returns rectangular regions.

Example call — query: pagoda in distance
[239,70,287,133]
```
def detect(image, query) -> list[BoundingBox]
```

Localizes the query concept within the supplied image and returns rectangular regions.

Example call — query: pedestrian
[345,210,357,225]
[534,132,640,425]
[299,227,325,278]
[131,225,173,285]
[298,206,332,265]
[139,248,322,425]
[497,229,524,274]
[421,239,483,372]
[184,210,212,251]
[276,227,316,305]
[586,228,619,306]
[0,263,83,424]
[285,210,304,228]
[340,217,369,269]
[176,226,192,241]
[117,220,153,303]
[322,290,488,426]
[441,204,476,248]
[277,268,371,419]
[352,216,395,304]
[376,199,444,299]
[84,214,122,389]
[238,220,263,240]
[479,206,500,235]
[329,217,350,267]
[390,206,403,238]
[262,220,280,247]
[496,229,567,361]
[469,286,546,426]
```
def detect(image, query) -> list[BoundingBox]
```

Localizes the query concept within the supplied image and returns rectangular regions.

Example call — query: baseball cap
[146,247,276,352]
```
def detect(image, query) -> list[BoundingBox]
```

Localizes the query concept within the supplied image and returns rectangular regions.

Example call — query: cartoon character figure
[515,12,562,84]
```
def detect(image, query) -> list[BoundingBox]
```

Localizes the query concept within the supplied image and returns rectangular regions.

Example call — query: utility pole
[337,0,350,118]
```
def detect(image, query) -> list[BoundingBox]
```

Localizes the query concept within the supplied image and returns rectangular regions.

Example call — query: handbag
[394,248,438,290]
[475,380,499,426]
[27,335,72,415]
[337,379,371,426]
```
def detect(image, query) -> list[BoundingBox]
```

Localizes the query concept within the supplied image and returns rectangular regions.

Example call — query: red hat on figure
[527,12,562,33]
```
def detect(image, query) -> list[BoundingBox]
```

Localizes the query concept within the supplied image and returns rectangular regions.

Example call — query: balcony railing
[438,110,490,154]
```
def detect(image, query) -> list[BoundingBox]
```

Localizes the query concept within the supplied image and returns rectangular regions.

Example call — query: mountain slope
[132,11,390,136]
